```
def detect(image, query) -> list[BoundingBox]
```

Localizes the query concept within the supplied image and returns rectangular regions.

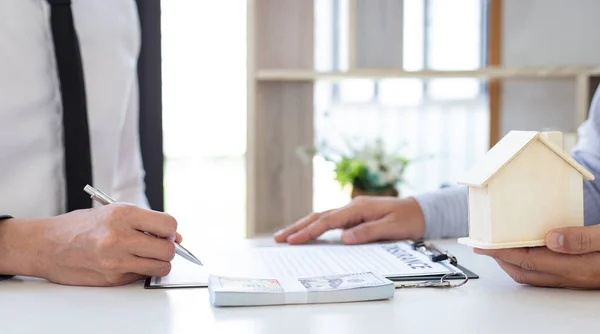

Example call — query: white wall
[501,0,600,136]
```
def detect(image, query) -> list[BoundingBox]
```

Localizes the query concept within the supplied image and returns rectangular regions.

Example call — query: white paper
[207,242,457,278]
[150,255,210,287]
[151,242,459,287]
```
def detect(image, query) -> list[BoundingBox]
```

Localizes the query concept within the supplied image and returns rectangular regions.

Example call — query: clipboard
[386,240,479,282]
[144,240,479,289]
[145,276,206,289]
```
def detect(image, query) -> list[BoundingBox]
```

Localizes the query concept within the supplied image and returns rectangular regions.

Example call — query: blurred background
[153,0,600,245]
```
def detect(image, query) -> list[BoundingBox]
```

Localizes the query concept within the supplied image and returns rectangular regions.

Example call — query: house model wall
[457,131,594,249]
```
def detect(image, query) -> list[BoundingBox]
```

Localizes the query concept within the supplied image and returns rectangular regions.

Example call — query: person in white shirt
[0,1,180,286]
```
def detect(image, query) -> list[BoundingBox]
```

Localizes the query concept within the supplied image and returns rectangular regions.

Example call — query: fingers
[474,247,577,277]
[127,257,172,278]
[134,211,178,240]
[546,225,600,254]
[341,218,404,245]
[493,259,565,288]
[106,204,178,240]
[274,210,333,243]
[96,256,171,285]
[276,197,411,245]
[175,232,183,244]
[286,203,380,244]
[128,232,177,262]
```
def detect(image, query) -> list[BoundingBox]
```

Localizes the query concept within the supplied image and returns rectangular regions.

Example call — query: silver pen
[83,184,203,266]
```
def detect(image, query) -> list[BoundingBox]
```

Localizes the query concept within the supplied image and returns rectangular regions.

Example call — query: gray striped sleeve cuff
[412,186,469,239]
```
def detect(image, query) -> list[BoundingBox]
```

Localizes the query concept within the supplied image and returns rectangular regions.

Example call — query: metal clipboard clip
[412,240,458,267]
[395,240,468,289]
[395,272,469,289]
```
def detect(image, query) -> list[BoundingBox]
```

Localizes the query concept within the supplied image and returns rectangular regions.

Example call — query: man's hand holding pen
[0,204,182,287]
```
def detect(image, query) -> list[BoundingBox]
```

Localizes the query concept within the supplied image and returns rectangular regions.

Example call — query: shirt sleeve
[570,86,600,227]
[0,215,15,281]
[412,186,469,239]
[110,77,150,209]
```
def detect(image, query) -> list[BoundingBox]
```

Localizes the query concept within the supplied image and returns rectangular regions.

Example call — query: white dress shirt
[0,0,149,218]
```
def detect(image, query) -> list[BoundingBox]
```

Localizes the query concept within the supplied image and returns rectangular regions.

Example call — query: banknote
[209,272,395,306]
[298,272,390,292]
[217,277,284,292]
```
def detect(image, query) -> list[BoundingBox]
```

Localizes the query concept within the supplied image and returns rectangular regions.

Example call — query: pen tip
[176,244,203,266]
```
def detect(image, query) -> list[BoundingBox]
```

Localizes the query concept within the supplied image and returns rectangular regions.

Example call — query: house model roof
[457,131,595,187]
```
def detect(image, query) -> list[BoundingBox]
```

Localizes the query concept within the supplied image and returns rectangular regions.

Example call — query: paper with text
[149,242,459,287]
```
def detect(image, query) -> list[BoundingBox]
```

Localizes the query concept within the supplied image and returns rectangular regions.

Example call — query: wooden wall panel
[500,0,600,141]
[254,0,314,69]
[253,83,314,235]
[488,0,502,147]
[353,0,404,69]
[247,0,314,237]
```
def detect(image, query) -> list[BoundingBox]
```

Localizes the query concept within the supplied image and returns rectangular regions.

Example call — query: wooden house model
[457,131,594,249]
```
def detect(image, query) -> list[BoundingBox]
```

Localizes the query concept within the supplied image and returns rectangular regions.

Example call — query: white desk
[1,238,599,334]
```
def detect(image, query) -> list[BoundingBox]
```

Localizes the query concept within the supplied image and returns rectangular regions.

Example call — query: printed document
[148,242,460,288]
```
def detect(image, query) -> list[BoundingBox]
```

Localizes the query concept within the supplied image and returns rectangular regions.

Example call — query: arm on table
[0,215,45,279]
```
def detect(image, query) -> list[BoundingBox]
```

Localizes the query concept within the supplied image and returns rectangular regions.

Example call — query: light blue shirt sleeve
[414,86,600,239]
[571,87,600,227]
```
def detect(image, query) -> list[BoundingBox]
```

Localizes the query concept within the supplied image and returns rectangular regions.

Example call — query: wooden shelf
[245,0,600,237]
[255,66,600,81]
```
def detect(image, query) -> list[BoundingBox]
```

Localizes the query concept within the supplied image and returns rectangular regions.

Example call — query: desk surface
[2,238,598,334]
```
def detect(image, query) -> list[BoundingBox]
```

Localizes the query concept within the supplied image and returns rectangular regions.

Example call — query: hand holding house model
[457,131,595,249]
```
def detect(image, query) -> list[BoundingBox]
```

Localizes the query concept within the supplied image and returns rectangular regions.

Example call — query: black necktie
[47,0,93,211]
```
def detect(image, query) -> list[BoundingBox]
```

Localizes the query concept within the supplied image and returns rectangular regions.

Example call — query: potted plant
[299,138,413,199]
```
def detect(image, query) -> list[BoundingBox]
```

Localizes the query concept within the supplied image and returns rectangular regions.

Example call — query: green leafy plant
[299,138,415,192]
